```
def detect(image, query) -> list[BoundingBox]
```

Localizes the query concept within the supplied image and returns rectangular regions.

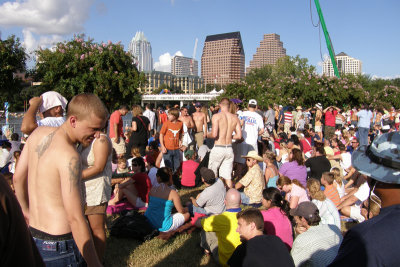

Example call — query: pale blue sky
[0,0,399,78]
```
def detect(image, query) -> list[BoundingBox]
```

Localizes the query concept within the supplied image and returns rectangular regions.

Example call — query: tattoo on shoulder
[35,130,57,158]
[99,137,106,143]
[68,157,81,192]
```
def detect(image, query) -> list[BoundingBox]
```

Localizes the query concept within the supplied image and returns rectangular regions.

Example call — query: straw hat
[241,150,263,162]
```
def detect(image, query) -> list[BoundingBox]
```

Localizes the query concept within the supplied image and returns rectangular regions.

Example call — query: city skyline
[0,0,399,78]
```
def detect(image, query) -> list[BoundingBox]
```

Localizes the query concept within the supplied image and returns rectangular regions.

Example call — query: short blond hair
[67,93,109,121]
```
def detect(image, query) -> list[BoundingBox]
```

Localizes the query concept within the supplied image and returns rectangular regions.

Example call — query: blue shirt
[329,204,400,267]
[357,109,373,128]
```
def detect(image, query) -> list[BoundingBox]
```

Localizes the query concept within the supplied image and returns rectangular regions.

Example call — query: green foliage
[34,35,142,110]
[0,35,27,110]
[219,55,399,109]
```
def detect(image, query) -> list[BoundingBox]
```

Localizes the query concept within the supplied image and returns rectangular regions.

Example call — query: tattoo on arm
[35,130,57,158]
[68,157,81,192]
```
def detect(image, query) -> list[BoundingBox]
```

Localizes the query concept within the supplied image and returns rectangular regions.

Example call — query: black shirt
[329,204,400,267]
[305,155,331,181]
[131,116,150,143]
[228,235,294,267]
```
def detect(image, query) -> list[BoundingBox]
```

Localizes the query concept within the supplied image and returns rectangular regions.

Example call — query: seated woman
[263,151,279,188]
[145,167,190,232]
[108,157,152,208]
[261,187,293,250]
[276,176,309,209]
[307,178,341,230]
[279,148,307,187]
[181,149,200,188]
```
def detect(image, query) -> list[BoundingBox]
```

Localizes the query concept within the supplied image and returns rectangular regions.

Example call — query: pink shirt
[181,160,199,187]
[287,184,309,205]
[261,207,293,250]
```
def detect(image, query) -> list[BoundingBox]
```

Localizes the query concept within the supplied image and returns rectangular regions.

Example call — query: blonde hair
[368,195,382,217]
[307,178,326,201]
[229,101,237,114]
[331,167,343,186]
[130,146,141,158]
[168,108,179,119]
[67,93,109,121]
[132,105,143,117]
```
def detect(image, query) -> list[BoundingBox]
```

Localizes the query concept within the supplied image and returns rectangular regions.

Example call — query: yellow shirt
[202,211,242,266]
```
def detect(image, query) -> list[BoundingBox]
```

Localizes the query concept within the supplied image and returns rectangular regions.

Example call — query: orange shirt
[160,120,183,150]
[324,184,341,207]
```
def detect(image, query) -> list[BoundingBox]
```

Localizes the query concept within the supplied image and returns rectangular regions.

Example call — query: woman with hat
[235,151,265,207]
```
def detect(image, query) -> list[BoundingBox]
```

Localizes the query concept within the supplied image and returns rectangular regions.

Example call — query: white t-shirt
[340,152,352,174]
[239,110,264,145]
[143,109,156,130]
[148,167,159,187]
[37,117,66,127]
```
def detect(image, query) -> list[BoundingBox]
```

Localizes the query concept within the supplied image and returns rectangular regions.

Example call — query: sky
[0,0,399,78]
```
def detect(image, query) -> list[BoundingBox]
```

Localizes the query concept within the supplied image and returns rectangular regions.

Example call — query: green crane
[314,0,340,78]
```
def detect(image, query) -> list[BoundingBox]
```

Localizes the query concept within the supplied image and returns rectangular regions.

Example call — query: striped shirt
[291,224,342,266]
[324,184,341,207]
[284,112,293,124]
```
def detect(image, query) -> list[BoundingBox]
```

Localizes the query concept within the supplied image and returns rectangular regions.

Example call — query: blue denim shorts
[30,227,86,267]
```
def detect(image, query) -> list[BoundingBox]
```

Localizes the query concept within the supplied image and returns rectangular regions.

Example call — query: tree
[34,35,142,109]
[0,35,27,111]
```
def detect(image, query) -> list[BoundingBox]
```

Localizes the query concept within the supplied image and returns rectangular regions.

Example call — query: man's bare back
[209,110,242,145]
[192,111,207,133]
[17,126,81,234]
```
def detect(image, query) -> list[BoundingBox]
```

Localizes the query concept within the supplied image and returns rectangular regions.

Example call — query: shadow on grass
[154,229,218,267]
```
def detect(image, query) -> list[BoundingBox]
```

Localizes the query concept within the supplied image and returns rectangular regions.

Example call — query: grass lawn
[104,185,219,267]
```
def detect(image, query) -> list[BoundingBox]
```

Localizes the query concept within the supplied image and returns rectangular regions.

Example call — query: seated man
[235,151,265,207]
[290,202,342,267]
[21,91,68,135]
[228,208,294,267]
[305,146,331,181]
[195,189,242,266]
[188,167,226,216]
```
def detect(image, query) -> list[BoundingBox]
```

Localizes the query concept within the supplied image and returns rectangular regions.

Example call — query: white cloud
[0,0,98,53]
[154,51,183,72]
[371,75,400,80]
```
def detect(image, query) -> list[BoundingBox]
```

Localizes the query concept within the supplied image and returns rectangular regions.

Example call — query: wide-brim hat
[315,103,322,110]
[352,132,400,184]
[241,150,263,162]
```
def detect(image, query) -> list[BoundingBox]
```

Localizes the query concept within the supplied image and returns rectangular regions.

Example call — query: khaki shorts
[208,145,234,180]
[315,125,322,133]
[194,132,204,149]
[111,137,126,155]
[85,202,107,216]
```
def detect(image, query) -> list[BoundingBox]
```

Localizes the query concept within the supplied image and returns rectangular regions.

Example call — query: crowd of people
[1,91,400,267]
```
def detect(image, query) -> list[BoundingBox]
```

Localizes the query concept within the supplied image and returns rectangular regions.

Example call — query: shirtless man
[207,98,242,188]
[192,102,208,148]
[179,106,195,149]
[14,93,107,266]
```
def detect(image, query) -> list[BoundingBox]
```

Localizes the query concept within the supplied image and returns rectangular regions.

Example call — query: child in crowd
[116,157,129,174]
[159,108,183,174]
[321,172,341,207]
[331,167,345,198]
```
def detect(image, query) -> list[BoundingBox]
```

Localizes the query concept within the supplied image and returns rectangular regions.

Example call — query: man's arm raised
[59,152,102,267]
[13,140,30,224]
[21,97,41,135]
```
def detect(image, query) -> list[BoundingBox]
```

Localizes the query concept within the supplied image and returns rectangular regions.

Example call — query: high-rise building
[248,33,286,72]
[171,56,198,76]
[129,31,153,72]
[201,31,245,86]
[323,52,362,76]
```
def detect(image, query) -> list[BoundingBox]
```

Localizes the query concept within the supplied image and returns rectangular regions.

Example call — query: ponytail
[263,187,291,218]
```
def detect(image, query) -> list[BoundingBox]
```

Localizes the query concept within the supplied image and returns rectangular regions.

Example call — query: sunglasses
[246,158,253,162]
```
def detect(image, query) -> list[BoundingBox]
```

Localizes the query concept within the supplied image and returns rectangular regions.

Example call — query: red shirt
[324,110,338,127]
[132,172,152,203]
[181,160,199,187]
[109,110,123,138]
[300,139,312,153]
